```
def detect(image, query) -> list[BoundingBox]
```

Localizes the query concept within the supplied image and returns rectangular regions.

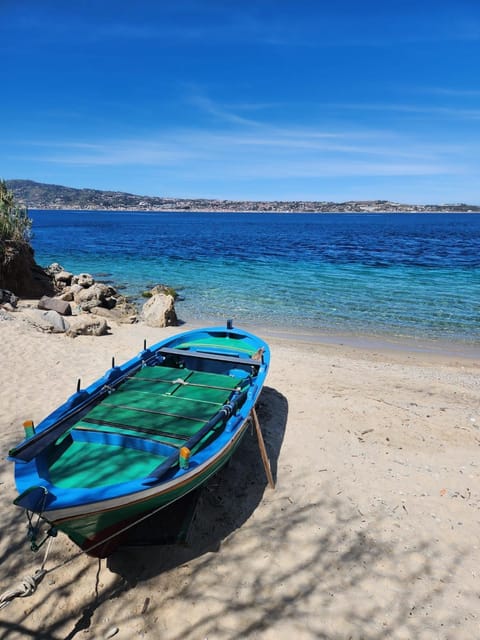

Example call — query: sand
[0,310,479,639]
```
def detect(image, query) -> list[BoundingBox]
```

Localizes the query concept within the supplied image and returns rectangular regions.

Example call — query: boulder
[57,288,74,302]
[1,302,15,312]
[0,309,13,322]
[0,289,18,308]
[38,295,72,316]
[21,309,70,333]
[69,301,84,316]
[110,294,137,319]
[54,270,73,287]
[66,316,110,338]
[45,263,64,276]
[94,302,138,324]
[72,273,94,288]
[74,282,115,308]
[142,293,178,328]
[39,310,70,333]
[58,284,83,302]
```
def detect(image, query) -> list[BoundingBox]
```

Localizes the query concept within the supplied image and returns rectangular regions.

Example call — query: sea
[29,210,480,351]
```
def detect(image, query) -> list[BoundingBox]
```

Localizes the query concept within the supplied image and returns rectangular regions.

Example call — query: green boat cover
[47,365,246,489]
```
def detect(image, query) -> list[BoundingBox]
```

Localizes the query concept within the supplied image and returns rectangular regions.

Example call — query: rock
[79,299,101,312]
[40,310,70,333]
[0,309,14,321]
[45,263,64,276]
[72,273,94,288]
[0,289,18,307]
[111,295,137,320]
[74,282,116,310]
[66,316,109,338]
[54,270,73,287]
[69,302,83,316]
[1,302,16,312]
[59,283,84,302]
[38,296,72,316]
[22,309,70,333]
[57,288,74,302]
[94,306,137,324]
[142,293,178,328]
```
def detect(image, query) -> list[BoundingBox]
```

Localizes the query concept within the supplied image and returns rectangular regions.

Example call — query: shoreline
[29,207,480,214]
[15,297,480,361]
[261,325,480,361]
[165,314,480,361]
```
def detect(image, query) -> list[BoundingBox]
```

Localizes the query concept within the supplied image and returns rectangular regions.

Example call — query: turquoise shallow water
[30,210,480,346]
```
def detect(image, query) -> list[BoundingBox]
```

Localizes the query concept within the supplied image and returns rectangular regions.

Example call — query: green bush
[0,180,32,246]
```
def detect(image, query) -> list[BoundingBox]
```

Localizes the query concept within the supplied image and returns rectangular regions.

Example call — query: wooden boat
[9,322,269,557]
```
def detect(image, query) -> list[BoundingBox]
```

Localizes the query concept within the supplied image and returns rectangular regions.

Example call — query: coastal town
[7,179,480,213]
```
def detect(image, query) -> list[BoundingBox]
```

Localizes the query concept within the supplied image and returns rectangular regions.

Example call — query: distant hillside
[6,179,480,213]
[6,180,177,211]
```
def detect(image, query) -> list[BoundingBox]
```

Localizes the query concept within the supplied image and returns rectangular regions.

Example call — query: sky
[1,0,480,204]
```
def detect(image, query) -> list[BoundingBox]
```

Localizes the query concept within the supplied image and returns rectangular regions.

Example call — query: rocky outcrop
[42,266,138,325]
[2,260,180,336]
[0,241,54,297]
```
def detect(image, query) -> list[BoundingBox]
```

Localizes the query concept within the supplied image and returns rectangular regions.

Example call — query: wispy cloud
[6,90,475,194]
[187,94,263,128]
[17,122,462,181]
[36,140,199,167]
[323,102,480,121]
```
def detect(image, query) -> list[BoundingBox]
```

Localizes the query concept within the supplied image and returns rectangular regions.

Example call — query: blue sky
[2,0,480,203]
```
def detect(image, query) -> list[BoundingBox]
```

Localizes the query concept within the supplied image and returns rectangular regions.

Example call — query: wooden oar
[144,389,249,483]
[251,406,275,489]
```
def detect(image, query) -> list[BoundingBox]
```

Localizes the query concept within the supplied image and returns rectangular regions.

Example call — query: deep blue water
[29,210,480,345]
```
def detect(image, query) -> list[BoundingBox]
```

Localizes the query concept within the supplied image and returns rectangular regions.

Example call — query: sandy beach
[1,311,479,639]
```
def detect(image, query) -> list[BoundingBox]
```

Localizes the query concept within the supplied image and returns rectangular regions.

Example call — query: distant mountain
[6,179,480,213]
[6,179,177,211]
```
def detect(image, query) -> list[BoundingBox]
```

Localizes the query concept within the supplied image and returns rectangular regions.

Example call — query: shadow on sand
[0,386,287,638]
[0,385,471,639]
[106,385,288,579]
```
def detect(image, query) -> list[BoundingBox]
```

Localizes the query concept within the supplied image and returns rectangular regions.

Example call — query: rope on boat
[0,535,54,610]
[0,488,193,610]
[0,570,46,610]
